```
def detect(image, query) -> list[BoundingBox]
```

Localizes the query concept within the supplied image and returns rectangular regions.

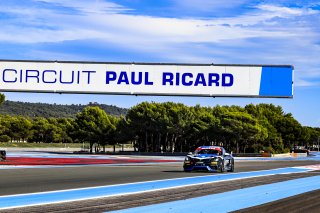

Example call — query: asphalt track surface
[0,160,317,196]
[0,159,320,212]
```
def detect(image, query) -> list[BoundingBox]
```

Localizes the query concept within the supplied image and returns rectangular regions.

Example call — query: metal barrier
[290,152,308,158]
[107,152,272,157]
[232,153,272,157]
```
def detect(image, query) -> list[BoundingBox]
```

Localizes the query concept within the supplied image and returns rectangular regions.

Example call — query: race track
[0,151,319,212]
[0,160,318,196]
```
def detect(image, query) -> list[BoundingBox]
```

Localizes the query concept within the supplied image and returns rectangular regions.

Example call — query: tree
[246,104,289,153]
[114,116,137,151]
[55,118,74,143]
[30,117,51,143]
[17,116,33,142]
[186,106,219,149]
[0,94,5,105]
[0,99,317,155]
[3,116,32,142]
[74,106,115,153]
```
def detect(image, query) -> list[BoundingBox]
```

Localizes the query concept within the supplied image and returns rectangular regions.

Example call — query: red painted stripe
[0,157,180,166]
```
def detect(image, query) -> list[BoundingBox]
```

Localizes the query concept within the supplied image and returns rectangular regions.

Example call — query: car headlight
[212,157,219,162]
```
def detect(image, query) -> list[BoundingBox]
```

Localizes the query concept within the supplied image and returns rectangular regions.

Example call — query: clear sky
[0,0,319,127]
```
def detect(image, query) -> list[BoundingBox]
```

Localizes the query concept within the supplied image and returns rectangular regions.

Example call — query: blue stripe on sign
[0,167,311,209]
[259,66,293,97]
[113,175,320,213]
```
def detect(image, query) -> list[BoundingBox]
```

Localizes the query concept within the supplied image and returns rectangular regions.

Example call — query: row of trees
[0,102,319,154]
[0,101,128,118]
[125,102,320,153]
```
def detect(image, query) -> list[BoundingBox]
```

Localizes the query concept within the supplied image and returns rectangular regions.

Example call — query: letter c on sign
[182,73,193,86]
[42,70,57,83]
[3,69,18,83]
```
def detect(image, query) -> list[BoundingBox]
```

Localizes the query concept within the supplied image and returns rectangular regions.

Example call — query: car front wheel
[218,160,225,173]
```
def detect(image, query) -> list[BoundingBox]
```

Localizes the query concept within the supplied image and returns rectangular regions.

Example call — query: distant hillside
[0,101,128,118]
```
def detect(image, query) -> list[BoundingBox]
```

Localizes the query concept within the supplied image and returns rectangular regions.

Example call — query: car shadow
[162,170,217,173]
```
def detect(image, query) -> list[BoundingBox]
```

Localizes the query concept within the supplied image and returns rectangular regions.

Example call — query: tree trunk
[145,131,148,152]
[172,136,177,153]
[236,140,239,153]
[134,140,137,152]
[164,133,168,152]
[158,133,161,152]
[89,142,93,154]
[170,134,174,153]
[151,132,154,152]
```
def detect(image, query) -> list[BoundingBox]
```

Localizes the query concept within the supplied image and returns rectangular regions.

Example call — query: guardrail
[290,153,308,157]
[232,153,272,157]
[106,151,273,157]
[107,151,189,156]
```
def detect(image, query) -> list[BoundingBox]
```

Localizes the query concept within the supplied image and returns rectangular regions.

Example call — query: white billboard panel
[0,60,293,98]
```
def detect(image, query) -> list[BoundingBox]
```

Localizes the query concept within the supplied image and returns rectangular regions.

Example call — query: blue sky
[0,0,319,127]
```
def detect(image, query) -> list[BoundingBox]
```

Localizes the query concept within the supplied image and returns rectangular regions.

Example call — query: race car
[290,145,310,155]
[183,146,234,172]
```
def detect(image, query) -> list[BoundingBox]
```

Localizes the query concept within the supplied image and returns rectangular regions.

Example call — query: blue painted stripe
[113,175,320,213]
[0,167,311,209]
[259,66,293,97]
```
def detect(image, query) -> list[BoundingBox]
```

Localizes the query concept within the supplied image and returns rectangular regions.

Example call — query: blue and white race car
[183,146,234,172]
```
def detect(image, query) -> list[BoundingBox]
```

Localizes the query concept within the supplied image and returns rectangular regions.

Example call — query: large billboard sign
[0,60,293,98]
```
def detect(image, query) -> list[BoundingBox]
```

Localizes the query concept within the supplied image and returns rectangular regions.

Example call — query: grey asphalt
[234,188,320,213]
[0,160,318,196]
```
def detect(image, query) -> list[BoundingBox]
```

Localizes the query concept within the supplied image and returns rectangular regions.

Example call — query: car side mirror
[225,153,230,156]
[188,152,193,155]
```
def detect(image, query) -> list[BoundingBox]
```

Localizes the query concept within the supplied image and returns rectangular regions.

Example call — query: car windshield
[195,149,221,155]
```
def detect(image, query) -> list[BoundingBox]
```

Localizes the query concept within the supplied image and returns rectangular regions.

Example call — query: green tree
[30,117,51,143]
[3,116,32,142]
[0,94,5,105]
[114,116,137,151]
[74,106,115,153]
[56,118,74,143]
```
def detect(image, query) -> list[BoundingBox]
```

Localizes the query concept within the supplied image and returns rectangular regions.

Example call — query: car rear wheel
[227,160,234,172]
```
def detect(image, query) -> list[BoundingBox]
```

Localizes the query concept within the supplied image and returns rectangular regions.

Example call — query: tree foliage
[74,106,116,153]
[0,101,127,118]
[0,102,319,154]
[0,94,5,105]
